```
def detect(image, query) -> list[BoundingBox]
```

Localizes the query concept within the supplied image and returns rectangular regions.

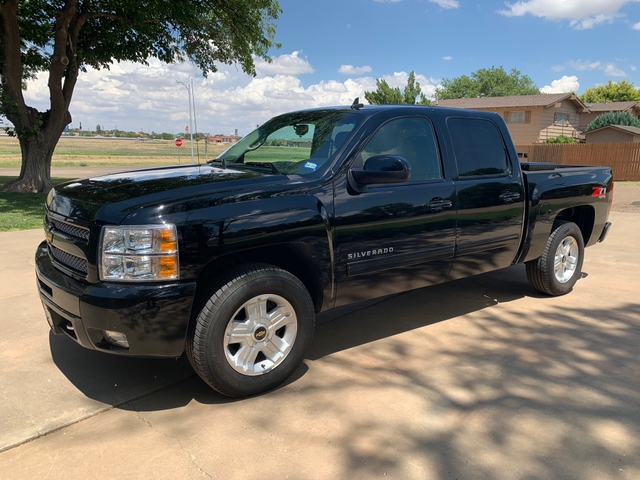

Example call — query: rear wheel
[526,221,584,296]
[187,263,314,397]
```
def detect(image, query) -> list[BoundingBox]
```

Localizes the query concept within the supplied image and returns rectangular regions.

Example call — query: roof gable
[584,124,640,136]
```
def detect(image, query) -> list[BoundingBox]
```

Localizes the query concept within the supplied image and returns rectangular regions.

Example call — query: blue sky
[22,0,640,136]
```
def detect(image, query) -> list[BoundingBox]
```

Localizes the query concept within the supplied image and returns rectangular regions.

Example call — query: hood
[47,164,290,224]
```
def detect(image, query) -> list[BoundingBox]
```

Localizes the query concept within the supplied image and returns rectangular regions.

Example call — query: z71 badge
[347,247,394,260]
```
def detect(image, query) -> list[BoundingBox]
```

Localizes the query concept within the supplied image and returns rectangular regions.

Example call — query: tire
[187,263,314,397]
[526,221,584,296]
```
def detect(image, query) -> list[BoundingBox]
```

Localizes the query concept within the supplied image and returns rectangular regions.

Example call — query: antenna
[351,97,364,110]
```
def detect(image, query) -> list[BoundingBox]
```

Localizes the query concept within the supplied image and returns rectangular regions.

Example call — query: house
[584,125,640,143]
[436,93,586,146]
[578,101,640,132]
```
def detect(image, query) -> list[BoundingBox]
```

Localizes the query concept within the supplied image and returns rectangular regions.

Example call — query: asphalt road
[0,180,638,479]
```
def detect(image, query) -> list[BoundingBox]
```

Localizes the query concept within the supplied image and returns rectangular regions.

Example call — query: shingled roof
[584,101,638,112]
[585,124,640,136]
[436,93,586,110]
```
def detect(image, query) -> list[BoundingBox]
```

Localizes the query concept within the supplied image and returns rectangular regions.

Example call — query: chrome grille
[46,216,90,242]
[50,245,88,276]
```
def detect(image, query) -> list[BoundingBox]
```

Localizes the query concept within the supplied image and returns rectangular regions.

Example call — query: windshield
[212,109,362,177]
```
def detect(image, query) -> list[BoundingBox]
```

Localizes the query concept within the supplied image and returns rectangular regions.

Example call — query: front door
[333,115,456,307]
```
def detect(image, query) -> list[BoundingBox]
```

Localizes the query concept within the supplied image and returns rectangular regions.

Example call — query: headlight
[99,225,179,281]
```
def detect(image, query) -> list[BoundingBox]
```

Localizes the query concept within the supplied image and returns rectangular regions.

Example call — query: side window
[361,117,442,182]
[447,118,508,177]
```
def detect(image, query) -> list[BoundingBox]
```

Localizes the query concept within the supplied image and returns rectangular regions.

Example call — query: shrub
[545,135,578,144]
[585,111,640,132]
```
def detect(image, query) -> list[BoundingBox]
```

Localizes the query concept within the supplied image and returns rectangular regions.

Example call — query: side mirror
[349,155,411,189]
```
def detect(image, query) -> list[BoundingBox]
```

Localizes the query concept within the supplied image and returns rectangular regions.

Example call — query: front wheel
[526,221,585,296]
[187,263,314,397]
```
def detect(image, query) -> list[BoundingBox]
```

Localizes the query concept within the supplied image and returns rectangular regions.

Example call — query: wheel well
[190,244,324,319]
[554,205,595,244]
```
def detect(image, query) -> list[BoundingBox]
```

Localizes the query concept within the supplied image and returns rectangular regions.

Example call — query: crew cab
[36,103,613,397]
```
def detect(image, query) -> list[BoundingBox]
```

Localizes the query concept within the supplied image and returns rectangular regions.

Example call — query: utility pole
[176,80,195,164]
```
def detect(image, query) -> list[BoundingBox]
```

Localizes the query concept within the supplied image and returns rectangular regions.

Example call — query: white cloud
[442,56,453,61]
[24,55,436,136]
[604,64,626,76]
[633,21,640,29]
[429,0,460,8]
[254,51,314,77]
[498,0,638,29]
[568,60,602,71]
[338,64,372,75]
[554,59,627,78]
[374,0,402,3]
[540,75,580,94]
[631,65,637,71]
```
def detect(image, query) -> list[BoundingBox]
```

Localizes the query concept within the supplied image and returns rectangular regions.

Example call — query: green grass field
[0,136,228,168]
[0,177,74,231]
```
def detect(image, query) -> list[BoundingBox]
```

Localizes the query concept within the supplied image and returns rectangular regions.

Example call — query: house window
[555,113,569,126]
[509,111,525,124]
[504,110,531,124]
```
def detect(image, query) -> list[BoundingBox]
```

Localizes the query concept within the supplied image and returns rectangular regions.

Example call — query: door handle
[499,191,521,204]
[425,198,453,212]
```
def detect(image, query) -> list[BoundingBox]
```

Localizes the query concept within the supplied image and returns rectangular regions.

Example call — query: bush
[545,135,578,144]
[586,111,640,132]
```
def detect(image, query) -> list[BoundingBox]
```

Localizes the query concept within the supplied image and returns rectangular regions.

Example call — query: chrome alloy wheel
[223,294,298,376]
[554,236,579,283]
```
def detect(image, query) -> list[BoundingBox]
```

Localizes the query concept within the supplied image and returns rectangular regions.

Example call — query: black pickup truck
[36,103,613,397]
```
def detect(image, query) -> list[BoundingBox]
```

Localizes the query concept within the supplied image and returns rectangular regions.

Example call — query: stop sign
[175,138,183,147]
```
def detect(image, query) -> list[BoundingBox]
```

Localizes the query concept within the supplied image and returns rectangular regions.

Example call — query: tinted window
[447,118,508,177]
[361,117,442,182]
[216,110,361,177]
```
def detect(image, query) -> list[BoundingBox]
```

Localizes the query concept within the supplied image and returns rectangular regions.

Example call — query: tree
[580,80,640,104]
[95,124,101,134]
[585,111,640,132]
[435,66,540,100]
[365,71,432,106]
[0,1,281,192]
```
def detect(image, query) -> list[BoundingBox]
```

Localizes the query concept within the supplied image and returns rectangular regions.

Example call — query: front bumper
[35,241,197,357]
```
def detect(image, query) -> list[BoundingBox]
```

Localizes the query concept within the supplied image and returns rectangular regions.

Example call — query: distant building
[584,125,640,143]
[578,101,640,132]
[207,135,242,144]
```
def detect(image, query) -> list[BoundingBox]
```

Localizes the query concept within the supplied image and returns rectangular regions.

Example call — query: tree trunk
[1,131,59,193]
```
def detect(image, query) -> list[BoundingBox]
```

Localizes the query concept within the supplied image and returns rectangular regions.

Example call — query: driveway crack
[127,403,213,479]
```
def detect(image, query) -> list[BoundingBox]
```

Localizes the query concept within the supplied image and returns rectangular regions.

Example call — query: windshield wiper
[208,159,280,175]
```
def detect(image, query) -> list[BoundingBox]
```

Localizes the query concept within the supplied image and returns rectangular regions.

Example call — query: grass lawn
[0,177,74,232]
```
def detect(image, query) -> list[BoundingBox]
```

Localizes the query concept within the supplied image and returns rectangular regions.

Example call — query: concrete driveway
[1,190,639,478]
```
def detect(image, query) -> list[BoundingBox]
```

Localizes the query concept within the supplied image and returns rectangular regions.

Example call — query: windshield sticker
[304,162,318,171]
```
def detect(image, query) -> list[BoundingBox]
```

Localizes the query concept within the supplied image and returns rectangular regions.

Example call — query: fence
[516,143,640,181]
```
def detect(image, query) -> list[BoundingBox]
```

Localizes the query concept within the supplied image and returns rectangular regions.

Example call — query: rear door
[439,114,525,279]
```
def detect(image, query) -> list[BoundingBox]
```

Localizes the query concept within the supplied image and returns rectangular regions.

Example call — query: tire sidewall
[198,269,314,397]
[545,222,585,295]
